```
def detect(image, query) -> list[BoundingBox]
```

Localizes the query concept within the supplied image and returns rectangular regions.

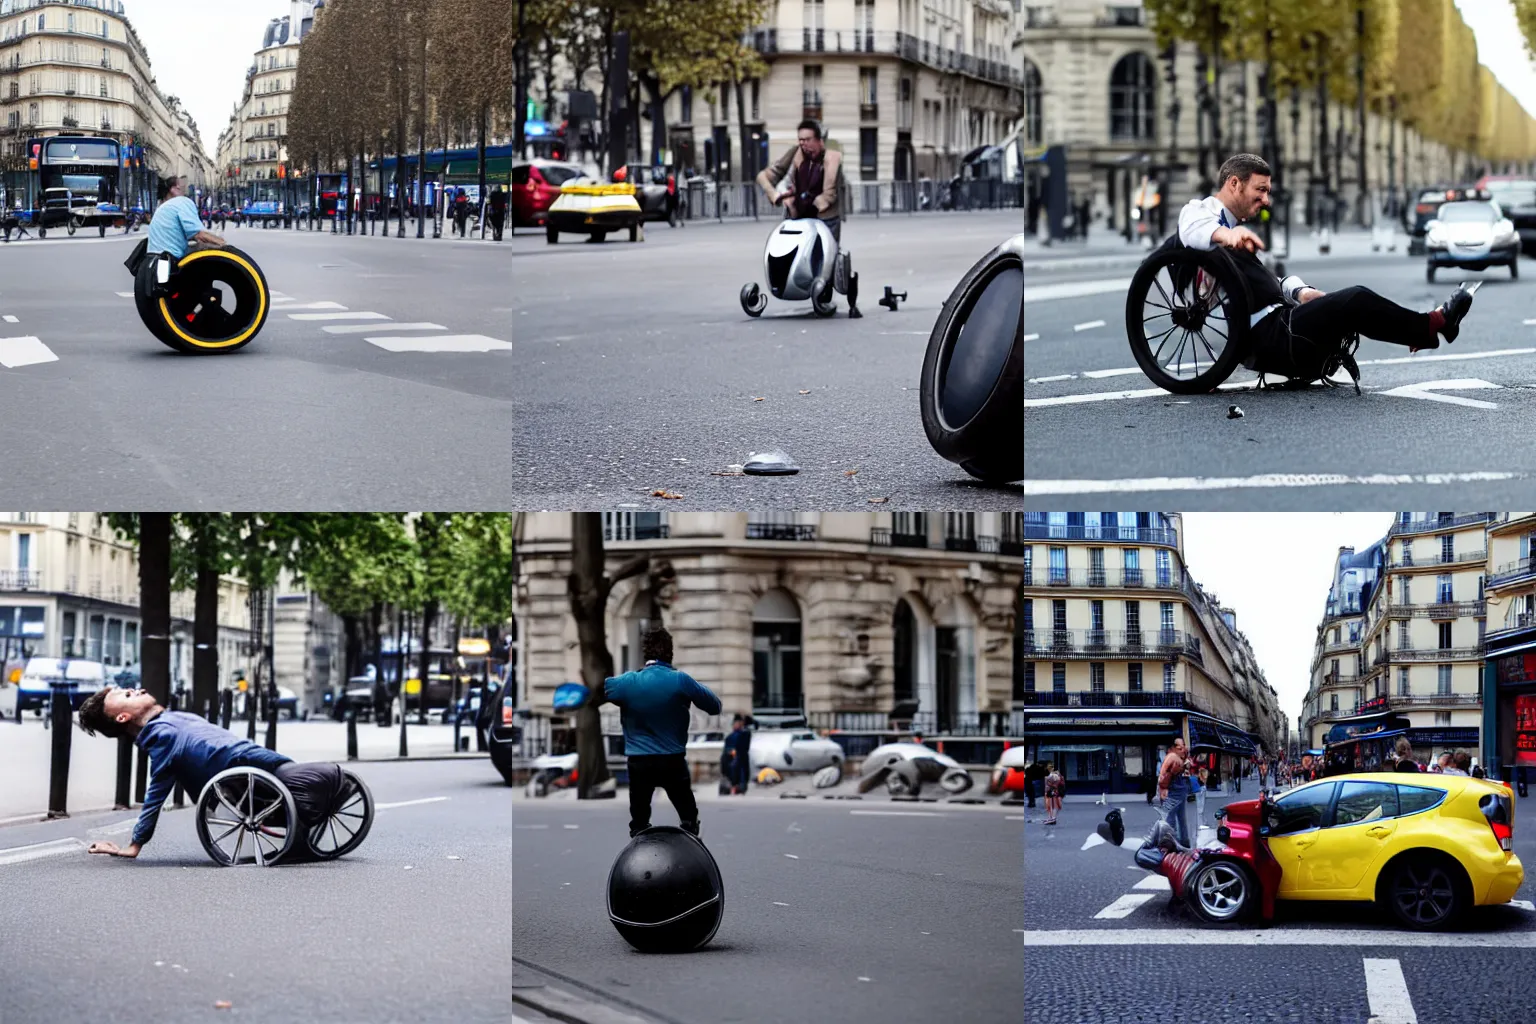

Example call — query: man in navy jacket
[599,627,721,837]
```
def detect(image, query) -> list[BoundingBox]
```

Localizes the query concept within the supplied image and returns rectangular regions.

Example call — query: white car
[747,729,845,773]
[685,731,727,760]
[1424,199,1520,281]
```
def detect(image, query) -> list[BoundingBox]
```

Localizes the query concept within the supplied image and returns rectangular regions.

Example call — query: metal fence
[678,177,1024,224]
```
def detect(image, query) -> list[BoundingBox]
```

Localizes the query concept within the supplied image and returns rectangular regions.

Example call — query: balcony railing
[1487,612,1536,639]
[1019,690,1212,715]
[606,524,669,542]
[745,28,1023,87]
[1022,629,1203,662]
[1364,693,1481,711]
[0,569,41,590]
[944,535,1000,553]
[869,528,928,549]
[1488,557,1536,590]
[806,710,1021,737]
[1022,567,1184,592]
[801,102,822,122]
[746,522,817,542]
[1323,671,1362,687]
[1387,513,1496,538]
[1319,638,1356,656]
[859,102,878,121]
[1389,549,1487,570]
[1374,645,1486,664]
[1023,523,1178,545]
[1384,601,1486,619]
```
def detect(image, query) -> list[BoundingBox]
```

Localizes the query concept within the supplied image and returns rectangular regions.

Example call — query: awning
[1035,743,1117,754]
[1407,727,1481,745]
[1326,727,1410,751]
[1188,718,1257,756]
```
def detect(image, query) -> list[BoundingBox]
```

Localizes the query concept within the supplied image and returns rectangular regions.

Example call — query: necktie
[1219,210,1230,229]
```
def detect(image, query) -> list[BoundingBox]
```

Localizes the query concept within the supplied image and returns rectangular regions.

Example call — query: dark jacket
[1394,758,1421,773]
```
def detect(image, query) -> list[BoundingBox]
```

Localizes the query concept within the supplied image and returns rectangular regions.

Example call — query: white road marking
[288,311,390,320]
[1081,834,1105,850]
[114,291,135,297]
[374,796,449,810]
[1523,318,1536,325]
[1028,378,1257,407]
[1379,378,1502,409]
[1026,927,1536,946]
[772,901,790,906]
[514,824,550,829]
[0,336,58,368]
[1363,958,1418,1024]
[1030,374,1076,384]
[321,322,447,334]
[1073,319,1107,332]
[364,335,511,353]
[1132,875,1171,891]
[1082,366,1146,379]
[1509,899,1535,911]
[1025,471,1521,496]
[1093,893,1156,919]
[86,819,139,837]
[562,824,579,829]
[2,315,17,323]
[269,292,293,299]
[1025,278,1133,304]
[878,331,930,335]
[1023,333,1039,342]
[784,853,800,859]
[1006,815,1025,820]
[848,810,947,817]
[0,838,86,866]
[272,301,347,310]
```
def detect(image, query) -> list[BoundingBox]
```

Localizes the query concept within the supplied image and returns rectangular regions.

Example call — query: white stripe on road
[365,335,511,353]
[1024,471,1522,497]
[1026,927,1536,947]
[86,819,139,837]
[1073,319,1107,332]
[1363,958,1418,1024]
[2,315,17,323]
[288,311,390,320]
[1132,875,1171,891]
[1093,893,1156,919]
[0,336,58,368]
[1024,278,1133,304]
[1023,333,1039,342]
[272,301,347,310]
[0,838,85,866]
[514,824,550,829]
[1509,899,1535,911]
[321,322,447,334]
[1006,815,1025,820]
[1029,374,1077,384]
[374,796,450,810]
[1081,366,1146,378]
[848,810,948,817]
[114,291,135,297]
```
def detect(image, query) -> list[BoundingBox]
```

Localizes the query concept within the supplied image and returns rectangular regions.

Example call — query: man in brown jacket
[757,119,846,242]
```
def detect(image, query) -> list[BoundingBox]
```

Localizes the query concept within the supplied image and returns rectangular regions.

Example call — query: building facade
[1021,512,1283,793]
[1482,515,1536,779]
[0,0,211,207]
[513,511,1023,743]
[1301,542,1382,751]
[0,513,253,697]
[1019,0,1518,237]
[213,0,314,206]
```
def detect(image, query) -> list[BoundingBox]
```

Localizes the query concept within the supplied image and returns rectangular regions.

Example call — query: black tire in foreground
[1124,243,1252,394]
[919,233,1022,483]
[133,244,270,355]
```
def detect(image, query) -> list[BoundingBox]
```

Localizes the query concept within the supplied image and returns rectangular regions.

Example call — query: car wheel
[1185,859,1256,924]
[628,223,638,242]
[67,219,76,236]
[1426,265,1436,283]
[590,230,607,243]
[1384,854,1467,930]
[1512,259,1520,280]
[546,225,558,244]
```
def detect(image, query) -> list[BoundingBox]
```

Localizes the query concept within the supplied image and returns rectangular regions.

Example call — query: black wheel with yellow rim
[133,244,270,355]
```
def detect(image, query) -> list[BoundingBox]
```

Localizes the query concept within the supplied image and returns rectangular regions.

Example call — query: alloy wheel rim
[1197,863,1247,919]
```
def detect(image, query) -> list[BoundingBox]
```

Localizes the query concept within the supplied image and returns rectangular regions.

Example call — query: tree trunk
[734,76,750,186]
[599,9,613,167]
[418,599,437,725]
[193,551,219,722]
[342,613,362,683]
[514,0,528,160]
[569,513,616,799]
[136,514,172,803]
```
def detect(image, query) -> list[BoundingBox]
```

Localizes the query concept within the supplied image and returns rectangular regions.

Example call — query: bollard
[346,706,358,761]
[220,688,232,730]
[398,699,409,757]
[46,683,73,818]
[246,686,257,741]
[205,693,217,725]
[453,715,461,755]
[114,735,133,809]
[265,690,278,751]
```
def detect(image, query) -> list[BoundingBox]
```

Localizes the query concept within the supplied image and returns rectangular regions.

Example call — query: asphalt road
[0,759,512,1024]
[512,793,1023,1024]
[0,225,511,507]
[1024,237,1536,506]
[1024,792,1536,1023]
[508,211,1024,508]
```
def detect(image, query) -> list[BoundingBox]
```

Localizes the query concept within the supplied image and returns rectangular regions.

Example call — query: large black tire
[546,225,558,244]
[1124,244,1252,394]
[1512,259,1519,280]
[489,741,513,786]
[919,234,1023,483]
[1184,858,1257,924]
[133,244,270,355]
[66,219,76,236]
[1426,264,1436,283]
[1382,853,1468,930]
[98,223,106,237]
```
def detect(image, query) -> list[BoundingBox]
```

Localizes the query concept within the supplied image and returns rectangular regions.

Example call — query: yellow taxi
[1264,772,1522,929]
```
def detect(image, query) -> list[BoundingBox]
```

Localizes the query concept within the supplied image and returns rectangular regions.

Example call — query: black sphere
[606,826,724,952]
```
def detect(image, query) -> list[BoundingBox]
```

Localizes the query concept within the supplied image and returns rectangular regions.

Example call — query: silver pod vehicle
[740,217,861,318]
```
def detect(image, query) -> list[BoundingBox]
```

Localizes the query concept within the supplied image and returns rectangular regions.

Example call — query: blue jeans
[1161,780,1192,847]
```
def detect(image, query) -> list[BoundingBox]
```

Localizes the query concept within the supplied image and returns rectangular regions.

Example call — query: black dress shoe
[1435,283,1476,343]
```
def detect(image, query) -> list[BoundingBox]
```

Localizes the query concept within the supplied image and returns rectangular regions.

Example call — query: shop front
[1484,631,1536,786]
[1186,716,1259,789]
[1022,707,1181,795]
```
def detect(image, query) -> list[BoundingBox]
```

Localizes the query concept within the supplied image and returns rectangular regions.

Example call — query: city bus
[27,134,125,236]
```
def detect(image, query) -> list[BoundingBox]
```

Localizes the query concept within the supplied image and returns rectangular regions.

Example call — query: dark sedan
[1480,179,1536,255]
[482,674,514,786]
[621,164,672,221]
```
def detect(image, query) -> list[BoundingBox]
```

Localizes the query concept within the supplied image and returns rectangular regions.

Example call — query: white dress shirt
[1176,195,1282,328]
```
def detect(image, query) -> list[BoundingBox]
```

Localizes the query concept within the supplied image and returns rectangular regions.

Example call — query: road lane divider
[1025,471,1524,497]
[0,837,86,865]
[364,335,511,353]
[288,311,390,320]
[1093,894,1157,919]
[1364,958,1418,1024]
[322,322,447,334]
[0,336,59,368]
[373,796,450,810]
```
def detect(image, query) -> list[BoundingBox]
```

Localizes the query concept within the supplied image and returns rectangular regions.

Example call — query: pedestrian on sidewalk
[1451,750,1473,776]
[1156,737,1192,847]
[723,714,752,795]
[595,627,721,837]
[1393,737,1420,773]
[452,190,470,237]
[1043,762,1063,825]
[1077,197,1091,240]
[487,185,507,241]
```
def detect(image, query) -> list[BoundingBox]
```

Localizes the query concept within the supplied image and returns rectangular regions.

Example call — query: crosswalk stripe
[115,291,135,297]
[2,315,16,323]
[1363,958,1418,1023]
[273,301,346,310]
[0,838,84,865]
[1132,875,1170,891]
[321,322,447,334]
[364,334,510,353]
[0,336,58,368]
[1093,893,1156,919]
[288,311,390,320]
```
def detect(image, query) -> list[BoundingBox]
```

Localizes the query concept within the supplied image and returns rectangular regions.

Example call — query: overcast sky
[1459,0,1536,122]
[1179,514,1397,731]
[123,0,289,162]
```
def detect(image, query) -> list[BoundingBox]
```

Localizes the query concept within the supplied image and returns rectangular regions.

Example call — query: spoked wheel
[196,767,298,867]
[1386,856,1465,930]
[1185,859,1255,924]
[307,769,375,860]
[1124,246,1252,394]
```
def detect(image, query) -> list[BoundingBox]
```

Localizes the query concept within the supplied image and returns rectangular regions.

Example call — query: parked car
[511,160,585,226]
[989,746,1025,795]
[484,675,514,785]
[619,164,672,221]
[685,731,727,761]
[748,729,845,773]
[1424,199,1519,281]
[13,657,109,721]
[1474,178,1536,255]
[276,686,308,720]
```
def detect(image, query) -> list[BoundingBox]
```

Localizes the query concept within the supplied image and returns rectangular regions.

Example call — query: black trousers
[626,753,699,836]
[1260,284,1435,352]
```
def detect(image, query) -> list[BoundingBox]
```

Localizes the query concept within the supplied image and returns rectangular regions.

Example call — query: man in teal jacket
[600,627,721,837]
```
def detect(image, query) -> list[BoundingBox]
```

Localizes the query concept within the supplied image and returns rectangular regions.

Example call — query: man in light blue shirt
[147,175,224,259]
[599,627,721,837]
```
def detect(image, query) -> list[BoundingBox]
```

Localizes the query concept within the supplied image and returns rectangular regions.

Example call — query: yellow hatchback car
[1263,773,1522,929]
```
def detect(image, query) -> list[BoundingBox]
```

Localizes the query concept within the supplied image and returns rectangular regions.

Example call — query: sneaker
[1433,282,1476,344]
